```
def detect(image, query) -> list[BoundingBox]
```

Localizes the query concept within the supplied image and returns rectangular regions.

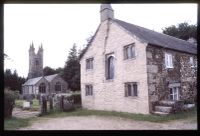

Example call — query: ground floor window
[55,82,61,92]
[39,83,46,93]
[169,87,180,101]
[85,85,93,96]
[125,82,138,97]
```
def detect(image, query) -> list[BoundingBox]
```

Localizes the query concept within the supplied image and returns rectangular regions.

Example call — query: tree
[43,66,56,76]
[162,22,197,40]
[4,69,26,93]
[63,44,80,91]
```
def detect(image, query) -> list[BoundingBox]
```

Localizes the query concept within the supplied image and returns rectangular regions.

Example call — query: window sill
[166,67,174,69]
[105,79,114,82]
[124,57,136,61]
[126,96,138,99]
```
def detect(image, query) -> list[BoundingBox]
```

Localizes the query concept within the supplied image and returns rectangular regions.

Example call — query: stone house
[22,43,68,96]
[79,4,197,114]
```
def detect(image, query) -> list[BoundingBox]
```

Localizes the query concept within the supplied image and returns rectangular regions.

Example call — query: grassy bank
[43,107,197,123]
[4,117,31,130]
[4,107,196,130]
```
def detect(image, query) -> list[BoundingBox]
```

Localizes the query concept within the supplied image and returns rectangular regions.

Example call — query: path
[18,115,197,130]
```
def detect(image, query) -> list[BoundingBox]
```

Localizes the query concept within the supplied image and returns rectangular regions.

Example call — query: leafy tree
[43,66,57,76]
[63,44,80,91]
[162,22,197,40]
[4,69,26,93]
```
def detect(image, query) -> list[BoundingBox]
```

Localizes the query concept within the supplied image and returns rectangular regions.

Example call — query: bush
[4,89,15,118]
[14,90,20,100]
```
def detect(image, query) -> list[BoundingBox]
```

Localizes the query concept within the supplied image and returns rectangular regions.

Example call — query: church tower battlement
[28,42,43,79]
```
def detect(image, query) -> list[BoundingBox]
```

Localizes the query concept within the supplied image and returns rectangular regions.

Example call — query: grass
[42,107,197,123]
[4,117,31,130]
[4,107,196,130]
[15,99,40,111]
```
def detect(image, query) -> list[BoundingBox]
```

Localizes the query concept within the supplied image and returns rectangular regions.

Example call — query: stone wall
[146,45,197,112]
[80,20,149,114]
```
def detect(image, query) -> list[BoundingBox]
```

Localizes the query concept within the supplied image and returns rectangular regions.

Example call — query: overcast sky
[4,4,197,77]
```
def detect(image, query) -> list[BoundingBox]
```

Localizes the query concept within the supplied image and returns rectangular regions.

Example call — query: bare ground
[18,115,197,130]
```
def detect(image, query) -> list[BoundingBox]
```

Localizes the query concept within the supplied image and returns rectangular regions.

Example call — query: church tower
[28,42,43,79]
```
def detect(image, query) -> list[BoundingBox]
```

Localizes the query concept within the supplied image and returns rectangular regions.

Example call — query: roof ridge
[114,19,195,45]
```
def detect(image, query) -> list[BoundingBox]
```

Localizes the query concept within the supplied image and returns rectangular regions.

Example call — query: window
[85,85,93,96]
[169,87,180,101]
[189,57,195,67]
[55,82,61,92]
[124,44,135,59]
[106,54,115,80]
[125,82,138,97]
[35,59,39,65]
[86,58,93,69]
[165,53,173,68]
[39,83,46,93]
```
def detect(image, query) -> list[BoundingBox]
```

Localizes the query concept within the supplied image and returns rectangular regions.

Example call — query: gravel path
[18,115,197,130]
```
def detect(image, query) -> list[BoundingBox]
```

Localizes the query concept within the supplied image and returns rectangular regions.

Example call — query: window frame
[86,57,94,70]
[105,53,115,80]
[124,43,135,60]
[39,83,46,93]
[189,57,195,68]
[125,82,138,97]
[55,82,62,92]
[169,87,180,101]
[85,84,93,96]
[165,53,173,68]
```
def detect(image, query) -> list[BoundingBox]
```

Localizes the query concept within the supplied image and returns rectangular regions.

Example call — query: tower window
[35,60,39,65]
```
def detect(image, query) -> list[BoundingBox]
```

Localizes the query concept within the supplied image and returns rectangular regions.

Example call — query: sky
[4,4,197,78]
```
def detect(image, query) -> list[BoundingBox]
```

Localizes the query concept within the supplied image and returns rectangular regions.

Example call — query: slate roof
[114,19,197,54]
[79,19,197,60]
[22,74,58,86]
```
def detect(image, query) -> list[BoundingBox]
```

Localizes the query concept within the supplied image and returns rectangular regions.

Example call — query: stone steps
[152,111,169,116]
[155,106,172,113]
[158,100,175,106]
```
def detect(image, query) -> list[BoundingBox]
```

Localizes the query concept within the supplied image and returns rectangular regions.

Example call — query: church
[22,43,68,96]
[80,4,197,114]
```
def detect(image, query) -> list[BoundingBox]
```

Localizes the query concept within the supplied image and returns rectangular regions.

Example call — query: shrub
[14,90,20,100]
[4,89,15,118]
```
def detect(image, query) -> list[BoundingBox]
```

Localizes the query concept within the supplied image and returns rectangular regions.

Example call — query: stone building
[79,4,197,114]
[22,43,68,96]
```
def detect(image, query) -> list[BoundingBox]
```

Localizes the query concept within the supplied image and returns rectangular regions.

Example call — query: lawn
[15,99,40,111]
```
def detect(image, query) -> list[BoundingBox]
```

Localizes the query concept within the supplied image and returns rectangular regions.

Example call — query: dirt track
[18,115,197,130]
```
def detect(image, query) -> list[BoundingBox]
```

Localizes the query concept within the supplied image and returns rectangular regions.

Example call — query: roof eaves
[79,24,101,61]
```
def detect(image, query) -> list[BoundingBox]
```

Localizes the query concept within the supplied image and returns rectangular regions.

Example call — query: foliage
[162,22,197,40]
[4,69,26,93]
[63,44,80,91]
[4,89,16,118]
[4,117,31,130]
[43,66,57,76]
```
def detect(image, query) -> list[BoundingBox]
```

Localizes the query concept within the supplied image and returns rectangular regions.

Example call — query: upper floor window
[125,82,138,97]
[85,84,93,96]
[165,53,173,68]
[124,44,135,59]
[106,53,115,80]
[55,82,61,92]
[86,58,93,69]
